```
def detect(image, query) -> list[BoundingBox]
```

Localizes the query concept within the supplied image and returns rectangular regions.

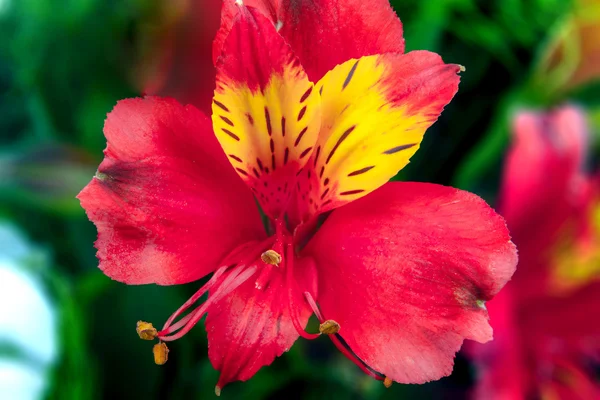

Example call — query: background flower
[1,0,599,398]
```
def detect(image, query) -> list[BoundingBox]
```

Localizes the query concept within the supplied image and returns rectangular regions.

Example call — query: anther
[153,342,169,365]
[136,321,157,340]
[215,386,222,397]
[261,249,282,266]
[383,377,393,388]
[319,320,340,335]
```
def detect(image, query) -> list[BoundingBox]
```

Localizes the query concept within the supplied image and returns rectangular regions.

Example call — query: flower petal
[304,182,517,383]
[501,106,588,235]
[468,288,529,400]
[212,0,278,65]
[500,106,591,300]
[138,0,222,113]
[78,97,264,285]
[212,6,321,219]
[293,52,461,222]
[206,255,317,389]
[278,0,405,82]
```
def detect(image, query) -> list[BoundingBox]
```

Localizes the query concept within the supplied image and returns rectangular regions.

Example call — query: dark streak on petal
[342,60,359,90]
[214,100,229,112]
[319,86,323,96]
[314,146,321,167]
[340,189,365,196]
[222,128,240,141]
[320,188,330,200]
[281,117,286,137]
[295,127,309,147]
[284,148,289,165]
[270,138,275,153]
[220,115,234,126]
[348,166,375,176]
[319,166,325,178]
[300,147,313,159]
[257,158,264,172]
[326,125,356,164]
[252,168,260,178]
[265,107,272,136]
[300,86,313,103]
[323,178,330,186]
[246,113,254,125]
[235,168,249,176]
[383,143,417,154]
[322,199,332,206]
[228,154,243,163]
[297,106,307,121]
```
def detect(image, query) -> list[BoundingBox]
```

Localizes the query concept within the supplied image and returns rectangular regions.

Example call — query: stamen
[383,377,393,388]
[303,291,324,321]
[319,320,340,335]
[303,292,384,381]
[328,334,384,381]
[153,342,169,365]
[160,239,271,333]
[261,249,282,265]
[286,244,320,340]
[159,265,258,341]
[136,321,157,340]
[161,265,229,331]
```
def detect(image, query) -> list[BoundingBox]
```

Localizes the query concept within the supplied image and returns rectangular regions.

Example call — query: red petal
[279,0,405,82]
[213,0,279,65]
[468,288,529,400]
[205,255,317,389]
[501,106,588,234]
[78,97,264,285]
[305,182,517,383]
[521,282,600,347]
[500,106,591,300]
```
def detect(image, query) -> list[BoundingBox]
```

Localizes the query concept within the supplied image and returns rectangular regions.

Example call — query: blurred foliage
[0,0,598,399]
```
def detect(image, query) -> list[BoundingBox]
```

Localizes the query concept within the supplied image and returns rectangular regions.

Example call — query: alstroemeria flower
[471,106,600,400]
[79,1,517,393]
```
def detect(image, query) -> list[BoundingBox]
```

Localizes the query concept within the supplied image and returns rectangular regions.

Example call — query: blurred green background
[0,0,599,399]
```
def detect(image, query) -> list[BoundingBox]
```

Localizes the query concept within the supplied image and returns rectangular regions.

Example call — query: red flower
[470,106,600,399]
[79,1,517,393]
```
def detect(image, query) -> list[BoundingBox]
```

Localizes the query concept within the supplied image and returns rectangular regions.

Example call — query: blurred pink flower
[471,105,600,400]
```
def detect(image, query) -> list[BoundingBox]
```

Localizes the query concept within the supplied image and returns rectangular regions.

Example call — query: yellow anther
[153,342,169,365]
[383,377,393,388]
[261,249,282,266]
[215,386,222,397]
[318,319,340,335]
[136,320,158,340]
